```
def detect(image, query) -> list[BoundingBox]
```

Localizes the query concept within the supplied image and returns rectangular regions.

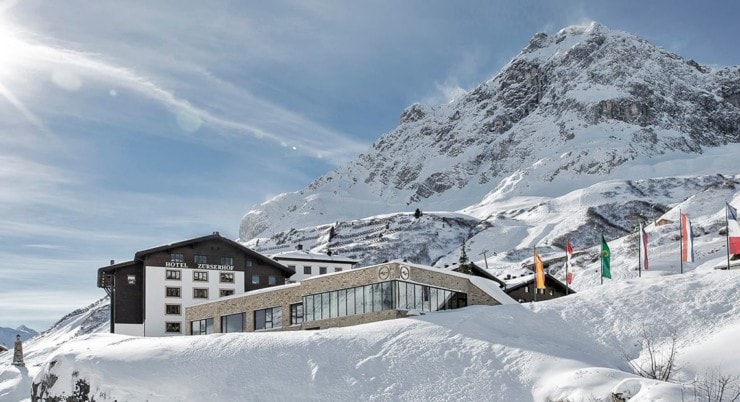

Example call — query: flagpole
[565,240,569,295]
[638,223,642,278]
[533,246,537,303]
[728,203,732,271]
[680,209,684,274]
[600,239,604,285]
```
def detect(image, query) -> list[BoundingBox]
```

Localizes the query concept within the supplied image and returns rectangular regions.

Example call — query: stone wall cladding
[186,262,502,334]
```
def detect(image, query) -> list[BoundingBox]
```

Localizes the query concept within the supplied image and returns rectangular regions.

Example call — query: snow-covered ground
[2,251,739,401]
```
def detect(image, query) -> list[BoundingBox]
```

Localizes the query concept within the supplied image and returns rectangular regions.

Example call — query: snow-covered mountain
[240,22,740,241]
[245,173,739,283]
[0,297,109,401]
[0,327,37,350]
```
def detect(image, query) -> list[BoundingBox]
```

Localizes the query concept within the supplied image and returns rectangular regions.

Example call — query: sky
[1,0,740,331]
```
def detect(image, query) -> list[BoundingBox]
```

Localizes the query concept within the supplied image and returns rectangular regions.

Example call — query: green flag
[601,236,611,279]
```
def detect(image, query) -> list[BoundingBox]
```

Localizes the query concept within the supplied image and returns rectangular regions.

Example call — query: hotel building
[97,232,294,336]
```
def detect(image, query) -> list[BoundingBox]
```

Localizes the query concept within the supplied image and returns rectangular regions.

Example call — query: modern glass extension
[303,280,467,322]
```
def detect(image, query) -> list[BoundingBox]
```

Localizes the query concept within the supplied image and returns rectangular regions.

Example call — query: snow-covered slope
[19,268,740,401]
[3,186,740,400]
[246,173,739,280]
[240,22,740,240]
[0,297,109,402]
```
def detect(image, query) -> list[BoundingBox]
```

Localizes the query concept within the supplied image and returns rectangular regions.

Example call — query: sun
[0,20,28,80]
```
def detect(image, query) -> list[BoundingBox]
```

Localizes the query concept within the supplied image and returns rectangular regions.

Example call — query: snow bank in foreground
[4,269,739,401]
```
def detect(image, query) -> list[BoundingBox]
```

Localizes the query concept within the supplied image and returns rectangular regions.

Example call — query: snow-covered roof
[271,250,358,264]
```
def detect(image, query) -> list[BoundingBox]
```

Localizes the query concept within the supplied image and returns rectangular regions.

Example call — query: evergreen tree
[458,241,472,274]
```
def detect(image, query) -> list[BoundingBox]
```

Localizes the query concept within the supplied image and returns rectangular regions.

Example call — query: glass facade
[190,318,213,335]
[303,281,467,322]
[221,313,245,333]
[254,307,282,330]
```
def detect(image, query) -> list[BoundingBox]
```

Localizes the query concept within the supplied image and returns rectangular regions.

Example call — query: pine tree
[458,241,472,274]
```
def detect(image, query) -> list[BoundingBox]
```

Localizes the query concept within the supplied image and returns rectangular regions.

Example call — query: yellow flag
[535,249,546,289]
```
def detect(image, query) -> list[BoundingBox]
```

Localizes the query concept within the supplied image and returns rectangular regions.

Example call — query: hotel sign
[164,262,234,271]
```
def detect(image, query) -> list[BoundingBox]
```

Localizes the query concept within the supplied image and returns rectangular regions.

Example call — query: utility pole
[479,249,490,270]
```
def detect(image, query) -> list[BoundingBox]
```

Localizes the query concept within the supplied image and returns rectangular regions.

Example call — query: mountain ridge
[239,22,740,241]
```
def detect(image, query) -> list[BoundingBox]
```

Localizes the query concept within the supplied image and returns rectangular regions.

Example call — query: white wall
[142,266,245,337]
[115,323,145,337]
[284,260,355,282]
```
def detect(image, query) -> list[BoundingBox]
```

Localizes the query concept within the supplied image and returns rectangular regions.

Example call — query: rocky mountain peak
[240,23,740,241]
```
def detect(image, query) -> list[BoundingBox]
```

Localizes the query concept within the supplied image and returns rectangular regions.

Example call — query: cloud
[0,7,369,165]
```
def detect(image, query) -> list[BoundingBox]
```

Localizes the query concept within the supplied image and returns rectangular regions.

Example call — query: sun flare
[0,20,28,79]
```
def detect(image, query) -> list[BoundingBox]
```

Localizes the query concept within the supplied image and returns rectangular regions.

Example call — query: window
[245,259,252,267]
[194,255,208,264]
[221,256,234,266]
[127,275,136,285]
[220,272,234,283]
[165,322,181,333]
[193,271,208,281]
[221,313,245,333]
[193,288,208,299]
[165,304,181,315]
[302,281,467,322]
[319,267,327,275]
[252,275,260,285]
[170,253,184,263]
[166,287,181,298]
[303,266,311,275]
[268,275,276,285]
[290,303,304,325]
[166,270,181,280]
[190,318,213,335]
[334,267,342,272]
[219,289,234,297]
[254,307,282,330]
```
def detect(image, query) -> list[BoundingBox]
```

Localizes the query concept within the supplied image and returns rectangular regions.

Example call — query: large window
[166,287,181,298]
[252,275,260,285]
[302,281,467,322]
[319,267,327,275]
[170,253,184,263]
[193,271,208,281]
[290,303,304,325]
[194,255,208,264]
[254,307,282,330]
[221,256,234,266]
[220,272,234,283]
[166,270,181,280]
[268,275,276,285]
[303,266,311,275]
[193,288,208,299]
[190,318,213,335]
[221,313,245,333]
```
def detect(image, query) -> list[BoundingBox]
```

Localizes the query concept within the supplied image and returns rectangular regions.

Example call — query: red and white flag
[728,203,740,255]
[565,241,574,284]
[681,213,694,263]
[639,222,649,270]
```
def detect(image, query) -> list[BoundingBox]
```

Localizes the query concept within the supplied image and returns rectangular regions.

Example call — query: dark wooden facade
[505,273,575,303]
